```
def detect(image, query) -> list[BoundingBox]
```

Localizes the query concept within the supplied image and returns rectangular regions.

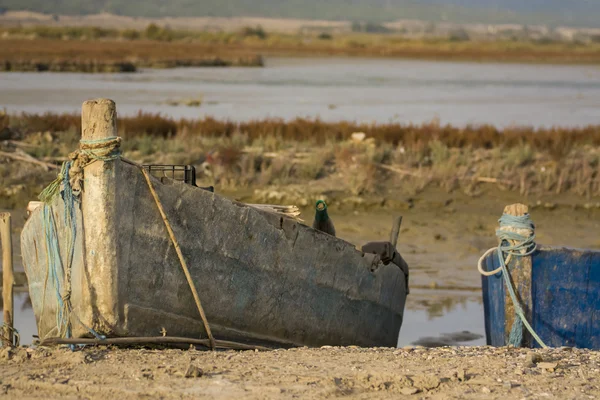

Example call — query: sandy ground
[1,345,599,399]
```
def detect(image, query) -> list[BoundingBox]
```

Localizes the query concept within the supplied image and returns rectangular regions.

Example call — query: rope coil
[478,213,547,348]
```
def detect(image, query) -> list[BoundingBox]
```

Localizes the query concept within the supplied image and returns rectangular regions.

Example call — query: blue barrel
[481,246,600,349]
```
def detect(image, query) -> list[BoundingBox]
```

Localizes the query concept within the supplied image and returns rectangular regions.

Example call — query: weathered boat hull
[481,246,600,349]
[21,159,408,348]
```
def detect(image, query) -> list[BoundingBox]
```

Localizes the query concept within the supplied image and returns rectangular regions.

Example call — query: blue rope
[42,204,69,339]
[495,213,547,348]
[62,162,77,271]
[42,161,107,349]
[38,137,119,347]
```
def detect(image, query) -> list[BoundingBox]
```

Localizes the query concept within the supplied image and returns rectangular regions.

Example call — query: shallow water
[1,292,37,346]
[1,57,600,128]
[398,290,485,347]
[1,290,484,347]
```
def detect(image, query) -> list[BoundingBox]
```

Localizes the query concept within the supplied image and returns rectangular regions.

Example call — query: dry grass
[4,112,600,155]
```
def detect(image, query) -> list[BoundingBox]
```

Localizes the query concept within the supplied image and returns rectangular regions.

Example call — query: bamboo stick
[140,168,216,350]
[389,216,403,249]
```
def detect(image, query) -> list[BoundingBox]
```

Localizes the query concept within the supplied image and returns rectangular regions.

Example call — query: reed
[1,112,599,211]
[4,112,599,156]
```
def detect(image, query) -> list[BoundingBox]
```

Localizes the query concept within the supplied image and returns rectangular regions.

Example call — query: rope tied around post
[477,212,547,348]
[38,136,122,204]
[69,136,122,195]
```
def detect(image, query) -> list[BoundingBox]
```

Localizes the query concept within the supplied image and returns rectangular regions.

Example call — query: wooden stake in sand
[1,212,14,347]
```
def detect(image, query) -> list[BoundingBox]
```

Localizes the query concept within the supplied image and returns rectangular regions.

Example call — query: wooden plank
[389,216,403,248]
[502,203,533,347]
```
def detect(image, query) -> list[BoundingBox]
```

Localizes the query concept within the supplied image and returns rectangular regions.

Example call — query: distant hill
[1,0,599,27]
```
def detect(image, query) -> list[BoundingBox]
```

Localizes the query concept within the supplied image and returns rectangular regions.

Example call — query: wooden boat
[480,204,600,349]
[20,99,409,349]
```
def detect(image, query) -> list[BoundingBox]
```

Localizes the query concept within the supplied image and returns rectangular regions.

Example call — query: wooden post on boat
[1,212,14,346]
[79,98,121,332]
[389,216,403,248]
[502,203,533,347]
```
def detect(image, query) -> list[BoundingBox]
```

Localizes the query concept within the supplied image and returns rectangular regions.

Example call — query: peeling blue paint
[482,246,600,349]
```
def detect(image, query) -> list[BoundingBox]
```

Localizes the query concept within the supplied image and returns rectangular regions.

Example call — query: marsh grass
[1,112,599,210]
[5,112,599,155]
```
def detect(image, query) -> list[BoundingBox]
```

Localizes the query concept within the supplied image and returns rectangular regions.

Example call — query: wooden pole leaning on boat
[140,168,216,350]
[502,203,534,348]
[1,212,14,347]
[389,216,403,248]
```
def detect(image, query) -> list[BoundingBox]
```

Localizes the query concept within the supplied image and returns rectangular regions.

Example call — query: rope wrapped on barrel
[477,213,547,348]
[38,137,217,350]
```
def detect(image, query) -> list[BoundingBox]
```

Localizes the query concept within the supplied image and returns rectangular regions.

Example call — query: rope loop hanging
[477,213,547,348]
